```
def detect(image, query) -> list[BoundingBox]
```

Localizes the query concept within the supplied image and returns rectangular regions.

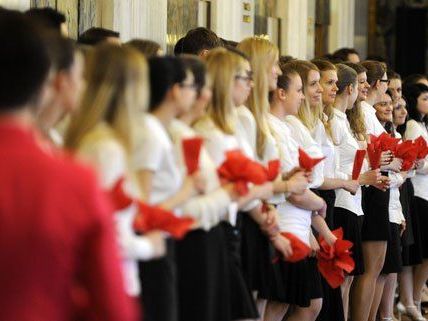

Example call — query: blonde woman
[194,47,292,321]
[64,44,166,318]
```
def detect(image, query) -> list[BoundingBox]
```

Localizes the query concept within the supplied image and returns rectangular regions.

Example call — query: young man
[0,9,136,321]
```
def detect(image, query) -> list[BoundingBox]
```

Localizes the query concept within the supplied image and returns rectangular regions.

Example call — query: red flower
[414,136,428,159]
[317,228,355,288]
[396,140,419,171]
[133,202,194,240]
[182,137,204,175]
[107,177,133,211]
[272,232,312,263]
[298,148,325,171]
[352,150,366,180]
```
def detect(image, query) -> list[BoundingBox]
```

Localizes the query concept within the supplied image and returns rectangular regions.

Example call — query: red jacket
[0,120,138,321]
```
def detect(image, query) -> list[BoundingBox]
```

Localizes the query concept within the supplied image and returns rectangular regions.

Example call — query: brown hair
[361,60,387,87]
[126,39,161,58]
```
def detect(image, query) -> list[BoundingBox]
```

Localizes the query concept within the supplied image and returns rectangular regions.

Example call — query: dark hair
[181,27,222,55]
[25,7,65,34]
[126,39,161,58]
[387,69,401,80]
[269,60,300,102]
[342,62,367,74]
[174,37,185,56]
[0,9,50,111]
[179,55,206,96]
[365,54,386,63]
[403,74,428,87]
[311,59,336,72]
[403,83,428,127]
[44,32,76,72]
[78,27,120,46]
[320,53,344,64]
[148,56,187,110]
[333,48,359,62]
[225,46,249,61]
[280,55,296,64]
[361,60,387,86]
[221,38,238,49]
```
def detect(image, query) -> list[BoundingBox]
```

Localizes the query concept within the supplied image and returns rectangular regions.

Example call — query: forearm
[318,177,346,190]
[287,189,324,211]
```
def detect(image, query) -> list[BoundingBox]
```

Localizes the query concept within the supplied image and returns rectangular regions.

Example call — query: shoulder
[168,119,195,144]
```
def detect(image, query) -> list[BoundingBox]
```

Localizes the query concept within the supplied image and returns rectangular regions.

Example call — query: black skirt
[221,221,258,320]
[240,212,272,296]
[400,179,414,247]
[414,197,428,259]
[139,239,177,321]
[318,189,336,229]
[275,257,323,307]
[381,223,403,274]
[333,207,365,276]
[402,185,424,266]
[361,183,391,241]
[175,225,230,321]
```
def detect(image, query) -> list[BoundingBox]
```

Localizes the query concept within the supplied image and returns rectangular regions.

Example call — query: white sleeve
[115,207,156,261]
[404,120,422,140]
[181,189,231,230]
[389,172,405,188]
[133,131,163,172]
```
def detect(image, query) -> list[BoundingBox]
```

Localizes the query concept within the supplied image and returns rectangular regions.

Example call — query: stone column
[328,0,355,52]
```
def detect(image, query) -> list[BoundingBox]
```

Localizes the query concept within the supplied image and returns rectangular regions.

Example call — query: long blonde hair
[64,44,149,151]
[203,47,248,134]
[286,60,323,131]
[237,37,278,159]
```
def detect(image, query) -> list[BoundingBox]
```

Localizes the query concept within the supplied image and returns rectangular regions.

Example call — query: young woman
[168,56,237,321]
[348,60,396,321]
[266,59,339,321]
[369,91,407,321]
[387,70,402,102]
[331,63,382,320]
[236,37,310,321]
[399,83,428,320]
[64,44,166,318]
[193,47,289,321]
[132,56,201,321]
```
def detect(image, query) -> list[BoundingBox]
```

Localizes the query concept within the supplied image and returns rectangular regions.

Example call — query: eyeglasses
[179,82,198,90]
[379,79,390,85]
[235,75,253,83]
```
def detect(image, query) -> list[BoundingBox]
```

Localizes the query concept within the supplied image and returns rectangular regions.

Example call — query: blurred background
[1,0,427,76]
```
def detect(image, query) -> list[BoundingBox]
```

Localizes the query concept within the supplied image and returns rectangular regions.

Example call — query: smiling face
[374,92,393,123]
[393,97,407,127]
[417,91,428,116]
[305,70,323,106]
[357,72,370,101]
[388,78,402,101]
[319,69,338,106]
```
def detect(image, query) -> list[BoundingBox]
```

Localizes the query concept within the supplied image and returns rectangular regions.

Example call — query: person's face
[268,56,282,91]
[393,98,407,126]
[60,52,85,113]
[347,53,360,63]
[282,73,305,116]
[417,91,428,116]
[177,71,198,114]
[232,61,253,106]
[377,72,389,95]
[60,23,69,37]
[320,69,338,106]
[388,78,402,101]
[374,92,393,123]
[357,72,370,101]
[306,70,323,107]
[348,82,359,109]
[191,82,212,120]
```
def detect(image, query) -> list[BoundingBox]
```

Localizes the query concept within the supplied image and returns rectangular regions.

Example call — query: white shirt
[284,115,325,188]
[361,100,386,136]
[331,108,365,216]
[78,123,155,297]
[133,114,182,206]
[168,119,231,230]
[404,119,428,202]
[236,106,285,205]
[268,113,313,245]
[312,117,348,180]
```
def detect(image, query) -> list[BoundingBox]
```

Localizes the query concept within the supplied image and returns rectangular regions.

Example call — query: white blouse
[388,132,405,224]
[268,113,313,245]
[331,108,365,216]
[284,115,325,188]
[236,105,285,205]
[168,119,231,230]
[361,100,386,136]
[404,119,428,202]
[133,114,182,207]
[78,123,155,297]
[312,117,347,180]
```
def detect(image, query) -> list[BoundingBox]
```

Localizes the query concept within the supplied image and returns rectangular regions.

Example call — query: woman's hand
[343,179,359,195]
[380,151,393,166]
[358,169,381,186]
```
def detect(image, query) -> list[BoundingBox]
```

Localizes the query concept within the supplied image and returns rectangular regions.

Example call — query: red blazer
[0,121,138,321]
